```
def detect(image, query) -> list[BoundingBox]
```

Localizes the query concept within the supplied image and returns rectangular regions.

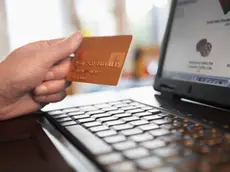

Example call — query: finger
[44,31,82,64]
[44,57,71,81]
[33,80,71,96]
[38,38,65,45]
[0,94,48,121]
[44,38,65,45]
[26,38,65,49]
[33,91,67,103]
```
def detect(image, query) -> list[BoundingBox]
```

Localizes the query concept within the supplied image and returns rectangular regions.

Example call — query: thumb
[45,31,82,64]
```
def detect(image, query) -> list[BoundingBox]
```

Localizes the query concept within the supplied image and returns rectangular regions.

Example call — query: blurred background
[0,0,170,95]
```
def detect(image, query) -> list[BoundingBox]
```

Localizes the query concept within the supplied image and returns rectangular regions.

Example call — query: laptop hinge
[159,84,179,99]
[160,91,180,101]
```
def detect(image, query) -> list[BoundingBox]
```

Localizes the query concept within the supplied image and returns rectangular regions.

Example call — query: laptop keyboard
[46,99,230,172]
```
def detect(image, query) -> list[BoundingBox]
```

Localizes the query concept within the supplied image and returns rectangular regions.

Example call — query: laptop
[42,0,230,171]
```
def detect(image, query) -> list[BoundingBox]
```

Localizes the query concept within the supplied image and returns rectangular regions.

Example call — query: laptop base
[45,97,230,172]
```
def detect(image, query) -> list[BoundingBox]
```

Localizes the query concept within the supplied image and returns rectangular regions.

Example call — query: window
[5,0,64,50]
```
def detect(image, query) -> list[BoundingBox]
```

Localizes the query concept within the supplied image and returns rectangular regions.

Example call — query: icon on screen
[219,0,230,14]
[196,39,212,57]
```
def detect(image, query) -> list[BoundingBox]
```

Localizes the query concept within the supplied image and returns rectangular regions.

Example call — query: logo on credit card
[219,0,230,14]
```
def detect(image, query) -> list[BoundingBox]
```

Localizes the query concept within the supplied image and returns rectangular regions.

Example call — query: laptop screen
[162,0,230,88]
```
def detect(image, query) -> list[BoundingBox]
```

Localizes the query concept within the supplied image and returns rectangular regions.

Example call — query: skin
[0,31,82,120]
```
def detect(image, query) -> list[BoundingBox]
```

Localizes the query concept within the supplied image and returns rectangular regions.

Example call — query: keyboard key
[98,153,124,166]
[205,152,230,165]
[175,155,201,171]
[123,147,149,159]
[56,117,72,123]
[209,164,230,172]
[130,133,153,142]
[138,124,159,131]
[134,104,146,108]
[159,135,183,143]
[199,137,223,146]
[121,129,142,136]
[108,110,125,115]
[187,123,204,133]
[183,138,196,147]
[62,108,79,113]
[114,113,132,118]
[80,106,98,111]
[150,129,171,136]
[126,109,145,114]
[166,156,184,165]
[153,147,181,158]
[72,114,90,120]
[129,120,149,126]
[172,119,183,127]
[104,135,126,144]
[134,112,152,117]
[158,113,169,117]
[60,121,77,126]
[136,156,162,170]
[96,130,117,137]
[83,121,101,128]
[112,124,133,131]
[78,118,95,124]
[68,111,85,116]
[164,116,175,122]
[120,106,137,111]
[101,107,118,111]
[114,104,129,108]
[148,109,161,114]
[66,125,112,155]
[224,133,230,141]
[86,110,105,116]
[109,101,123,105]
[122,99,132,103]
[129,102,141,106]
[53,114,68,119]
[141,140,165,149]
[202,128,222,138]
[105,120,125,126]
[113,141,137,151]
[161,124,179,130]
[98,117,118,123]
[153,119,171,125]
[90,126,109,132]
[107,161,136,172]
[141,106,154,110]
[122,116,139,122]
[48,110,63,115]
[92,113,111,119]
[143,115,163,121]
[152,166,177,172]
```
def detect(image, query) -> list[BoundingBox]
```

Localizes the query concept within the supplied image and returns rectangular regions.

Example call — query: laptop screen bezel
[154,0,230,108]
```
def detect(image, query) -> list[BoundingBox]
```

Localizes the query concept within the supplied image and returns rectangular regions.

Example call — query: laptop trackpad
[0,116,74,172]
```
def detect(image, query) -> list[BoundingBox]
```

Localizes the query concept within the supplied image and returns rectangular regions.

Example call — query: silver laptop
[42,0,230,171]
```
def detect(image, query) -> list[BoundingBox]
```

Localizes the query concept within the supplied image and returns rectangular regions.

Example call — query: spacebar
[65,125,112,155]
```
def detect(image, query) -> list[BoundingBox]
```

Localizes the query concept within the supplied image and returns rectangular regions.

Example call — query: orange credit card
[66,35,133,85]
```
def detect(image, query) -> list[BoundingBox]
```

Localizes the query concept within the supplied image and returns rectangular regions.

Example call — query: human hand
[0,31,82,120]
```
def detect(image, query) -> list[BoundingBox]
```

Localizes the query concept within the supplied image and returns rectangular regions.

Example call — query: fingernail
[65,81,72,87]
[36,85,48,95]
[45,71,54,80]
